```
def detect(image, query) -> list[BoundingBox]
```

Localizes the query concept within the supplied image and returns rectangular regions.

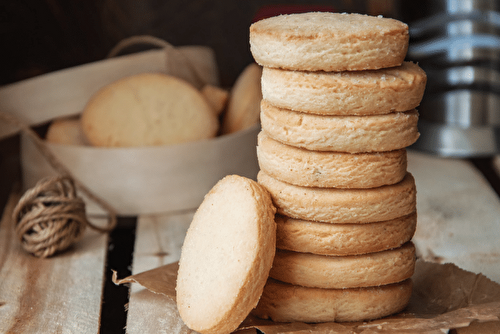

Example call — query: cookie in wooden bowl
[46,115,89,146]
[81,73,218,147]
[221,63,263,134]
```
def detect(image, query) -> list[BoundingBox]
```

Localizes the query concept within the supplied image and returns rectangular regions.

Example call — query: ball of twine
[13,176,89,258]
[1,109,117,258]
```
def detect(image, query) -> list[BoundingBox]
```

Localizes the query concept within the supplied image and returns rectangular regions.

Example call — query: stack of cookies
[249,12,427,323]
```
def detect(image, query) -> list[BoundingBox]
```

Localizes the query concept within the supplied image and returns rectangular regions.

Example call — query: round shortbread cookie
[46,116,89,146]
[253,278,413,323]
[176,175,276,334]
[261,61,426,116]
[221,63,263,134]
[260,100,420,153]
[81,73,218,147]
[257,131,407,188]
[257,171,416,224]
[201,84,229,117]
[276,212,417,256]
[270,242,416,289]
[250,12,409,72]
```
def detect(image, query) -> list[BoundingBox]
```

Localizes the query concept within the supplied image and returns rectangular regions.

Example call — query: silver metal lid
[411,120,500,157]
[419,90,500,127]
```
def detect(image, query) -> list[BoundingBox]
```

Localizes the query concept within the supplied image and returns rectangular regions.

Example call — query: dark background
[0,0,410,88]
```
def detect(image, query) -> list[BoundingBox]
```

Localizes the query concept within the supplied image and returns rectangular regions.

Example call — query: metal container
[405,0,500,157]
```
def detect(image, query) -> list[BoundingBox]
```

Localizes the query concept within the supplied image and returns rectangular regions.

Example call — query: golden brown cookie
[221,63,263,134]
[46,116,89,146]
[250,12,409,72]
[261,61,426,116]
[276,212,417,256]
[260,100,420,153]
[253,278,413,323]
[270,242,416,289]
[176,175,276,334]
[257,131,407,188]
[201,84,229,116]
[257,171,416,224]
[81,73,218,147]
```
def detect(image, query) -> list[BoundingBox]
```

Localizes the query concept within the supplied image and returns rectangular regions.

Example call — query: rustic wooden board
[0,191,108,334]
[125,211,195,333]
[408,150,500,283]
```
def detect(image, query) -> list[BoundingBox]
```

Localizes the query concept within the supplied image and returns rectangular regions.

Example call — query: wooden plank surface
[125,211,195,334]
[0,191,109,334]
[408,150,500,283]
[2,150,499,333]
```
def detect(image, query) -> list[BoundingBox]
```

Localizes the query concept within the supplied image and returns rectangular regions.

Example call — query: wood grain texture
[125,211,195,333]
[0,191,108,334]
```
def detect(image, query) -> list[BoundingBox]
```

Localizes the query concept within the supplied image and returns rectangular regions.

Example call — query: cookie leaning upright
[176,175,276,334]
[250,12,409,72]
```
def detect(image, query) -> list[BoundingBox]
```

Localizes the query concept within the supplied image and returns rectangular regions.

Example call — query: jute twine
[0,110,117,258]
[13,176,88,257]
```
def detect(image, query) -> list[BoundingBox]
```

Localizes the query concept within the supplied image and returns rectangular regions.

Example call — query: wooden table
[1,141,500,333]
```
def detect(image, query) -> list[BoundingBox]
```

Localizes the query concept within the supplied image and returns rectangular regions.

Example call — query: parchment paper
[113,260,500,333]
